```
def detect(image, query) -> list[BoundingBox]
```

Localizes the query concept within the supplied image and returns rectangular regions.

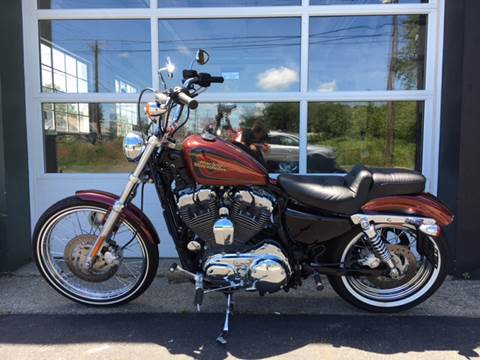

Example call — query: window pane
[38,0,149,9]
[307,101,423,173]
[176,102,300,173]
[65,55,77,76]
[52,48,65,72]
[39,20,151,93]
[40,43,51,67]
[42,103,55,131]
[159,0,299,7]
[43,103,147,173]
[41,66,53,92]
[311,0,427,4]
[53,70,66,92]
[159,18,301,92]
[309,15,427,91]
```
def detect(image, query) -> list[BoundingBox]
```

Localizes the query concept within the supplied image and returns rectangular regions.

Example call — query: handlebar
[209,76,224,84]
[177,91,198,110]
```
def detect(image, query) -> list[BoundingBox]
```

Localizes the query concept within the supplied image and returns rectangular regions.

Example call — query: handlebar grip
[210,76,224,84]
[177,91,198,110]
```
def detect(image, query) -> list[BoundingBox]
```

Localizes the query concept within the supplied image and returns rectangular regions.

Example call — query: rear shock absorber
[359,218,400,279]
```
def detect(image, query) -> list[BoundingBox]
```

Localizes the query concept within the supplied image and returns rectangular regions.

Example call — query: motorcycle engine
[176,187,291,293]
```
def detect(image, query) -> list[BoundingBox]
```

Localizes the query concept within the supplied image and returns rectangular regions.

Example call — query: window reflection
[38,0,149,9]
[309,15,427,91]
[176,102,306,173]
[311,0,427,4]
[39,20,151,93]
[159,18,301,93]
[159,0,299,7]
[43,103,144,173]
[307,101,423,173]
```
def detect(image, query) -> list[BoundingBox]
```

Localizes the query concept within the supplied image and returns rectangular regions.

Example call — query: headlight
[123,132,145,161]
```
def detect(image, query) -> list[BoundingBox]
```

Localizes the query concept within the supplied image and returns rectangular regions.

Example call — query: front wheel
[327,224,447,313]
[33,196,159,306]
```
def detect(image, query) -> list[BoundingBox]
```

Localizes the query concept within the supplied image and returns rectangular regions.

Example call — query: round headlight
[123,132,145,161]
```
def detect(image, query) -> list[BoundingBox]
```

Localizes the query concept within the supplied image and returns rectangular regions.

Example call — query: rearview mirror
[195,49,210,65]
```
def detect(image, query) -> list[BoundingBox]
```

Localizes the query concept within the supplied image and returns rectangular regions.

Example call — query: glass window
[175,102,300,173]
[311,0,427,4]
[39,20,151,93]
[159,18,301,93]
[309,15,427,91]
[307,101,424,173]
[41,65,53,92]
[159,0,299,7]
[43,103,146,173]
[38,0,150,9]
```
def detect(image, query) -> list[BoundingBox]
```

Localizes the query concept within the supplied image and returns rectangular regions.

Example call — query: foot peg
[169,263,204,311]
[166,263,192,284]
[313,271,324,291]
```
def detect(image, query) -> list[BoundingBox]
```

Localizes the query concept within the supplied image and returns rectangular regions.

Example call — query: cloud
[177,46,192,55]
[257,67,299,91]
[318,80,337,92]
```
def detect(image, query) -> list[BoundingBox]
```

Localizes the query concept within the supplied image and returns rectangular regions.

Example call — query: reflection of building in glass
[42,103,90,134]
[41,39,90,134]
[114,79,138,136]
[40,38,89,93]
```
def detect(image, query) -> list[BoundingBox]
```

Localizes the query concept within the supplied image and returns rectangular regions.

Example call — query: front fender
[75,190,160,245]
[361,193,454,227]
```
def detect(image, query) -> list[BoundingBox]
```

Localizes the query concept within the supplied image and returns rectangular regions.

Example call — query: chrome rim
[341,224,441,307]
[38,206,149,302]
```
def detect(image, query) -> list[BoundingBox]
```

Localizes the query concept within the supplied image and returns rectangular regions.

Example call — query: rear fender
[361,193,454,227]
[75,190,160,245]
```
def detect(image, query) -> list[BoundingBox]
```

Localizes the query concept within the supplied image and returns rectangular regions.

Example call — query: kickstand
[216,292,233,345]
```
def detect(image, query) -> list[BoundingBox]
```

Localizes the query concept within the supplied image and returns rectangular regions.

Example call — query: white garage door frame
[22,0,445,257]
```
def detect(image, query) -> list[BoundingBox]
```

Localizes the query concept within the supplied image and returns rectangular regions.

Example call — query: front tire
[327,225,448,313]
[33,196,159,306]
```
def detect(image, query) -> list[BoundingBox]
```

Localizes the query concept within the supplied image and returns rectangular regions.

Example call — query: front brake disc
[64,234,120,282]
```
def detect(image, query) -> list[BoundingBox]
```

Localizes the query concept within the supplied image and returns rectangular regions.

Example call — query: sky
[40,14,425,94]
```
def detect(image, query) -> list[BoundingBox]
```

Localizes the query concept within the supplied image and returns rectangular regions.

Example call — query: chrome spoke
[40,206,147,301]
[342,224,438,303]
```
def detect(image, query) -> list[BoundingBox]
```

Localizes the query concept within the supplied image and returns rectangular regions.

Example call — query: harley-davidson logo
[194,160,227,172]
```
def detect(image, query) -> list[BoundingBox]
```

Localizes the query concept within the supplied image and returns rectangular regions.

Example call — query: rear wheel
[327,224,447,312]
[33,196,159,306]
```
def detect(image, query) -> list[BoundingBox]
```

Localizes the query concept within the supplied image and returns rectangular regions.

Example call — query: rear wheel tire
[327,225,447,313]
[33,196,159,306]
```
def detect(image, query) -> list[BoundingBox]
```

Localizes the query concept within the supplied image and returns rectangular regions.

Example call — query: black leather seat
[277,165,425,215]
[367,167,425,200]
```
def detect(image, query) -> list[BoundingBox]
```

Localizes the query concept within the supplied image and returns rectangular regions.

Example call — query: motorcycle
[33,50,454,344]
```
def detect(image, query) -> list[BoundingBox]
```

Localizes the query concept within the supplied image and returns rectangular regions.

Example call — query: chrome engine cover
[176,187,274,246]
[177,188,218,243]
[203,243,291,294]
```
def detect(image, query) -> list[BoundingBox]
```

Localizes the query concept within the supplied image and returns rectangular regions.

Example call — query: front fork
[84,135,161,269]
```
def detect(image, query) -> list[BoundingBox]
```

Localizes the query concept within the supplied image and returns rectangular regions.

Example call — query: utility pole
[384,0,399,166]
[91,40,102,139]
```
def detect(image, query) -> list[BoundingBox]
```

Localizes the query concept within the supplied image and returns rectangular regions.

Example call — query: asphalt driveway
[0,261,479,359]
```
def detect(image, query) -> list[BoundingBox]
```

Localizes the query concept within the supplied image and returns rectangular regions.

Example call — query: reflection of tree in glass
[308,102,420,171]
[240,103,299,134]
[396,15,426,89]
[385,14,425,166]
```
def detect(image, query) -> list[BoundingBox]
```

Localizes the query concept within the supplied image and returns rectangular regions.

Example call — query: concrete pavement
[0,261,479,359]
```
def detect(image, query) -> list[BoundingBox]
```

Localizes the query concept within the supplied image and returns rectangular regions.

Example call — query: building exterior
[0,0,478,276]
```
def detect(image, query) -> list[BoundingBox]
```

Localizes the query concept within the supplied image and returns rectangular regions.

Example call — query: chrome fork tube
[84,135,161,269]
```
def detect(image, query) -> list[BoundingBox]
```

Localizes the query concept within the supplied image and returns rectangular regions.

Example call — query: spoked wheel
[328,224,447,312]
[33,197,159,306]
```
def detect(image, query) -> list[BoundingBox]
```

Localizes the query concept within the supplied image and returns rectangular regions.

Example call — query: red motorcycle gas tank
[182,134,269,186]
